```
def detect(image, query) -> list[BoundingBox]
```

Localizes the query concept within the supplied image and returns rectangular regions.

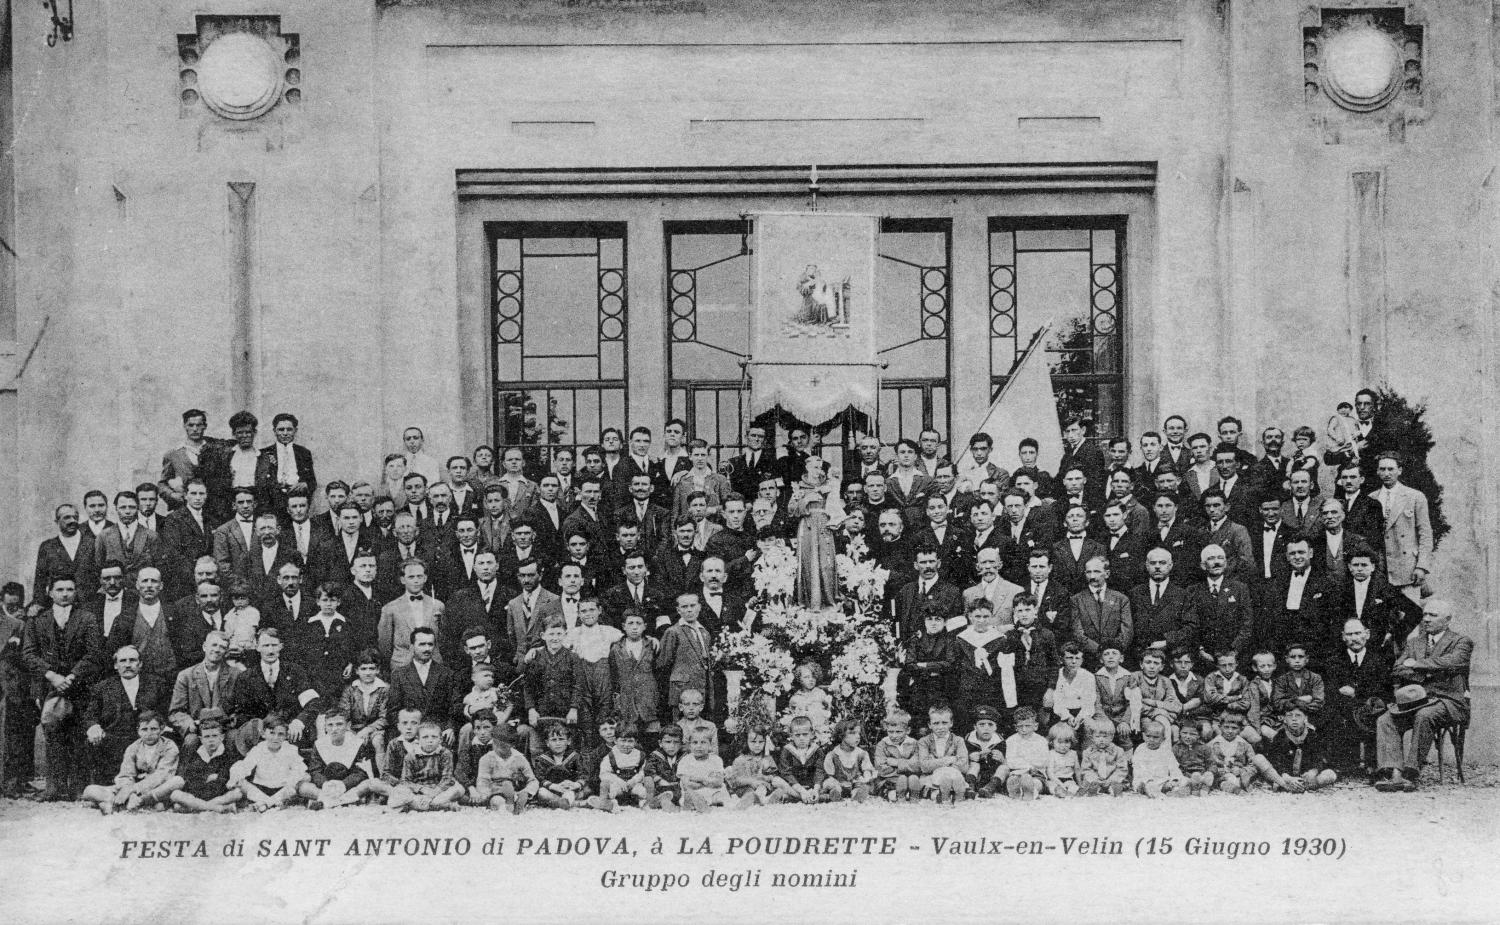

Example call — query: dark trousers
[43,719,89,799]
[1,692,39,788]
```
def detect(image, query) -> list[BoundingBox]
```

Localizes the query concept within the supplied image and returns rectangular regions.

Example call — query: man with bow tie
[1374,601,1471,792]
[377,559,445,671]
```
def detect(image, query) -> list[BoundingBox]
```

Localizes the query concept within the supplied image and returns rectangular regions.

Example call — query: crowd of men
[0,388,1472,803]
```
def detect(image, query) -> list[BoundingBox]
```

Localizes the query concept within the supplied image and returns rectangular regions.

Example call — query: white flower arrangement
[753,544,799,599]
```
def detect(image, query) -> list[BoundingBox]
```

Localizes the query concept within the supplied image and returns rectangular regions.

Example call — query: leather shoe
[1374,771,1403,792]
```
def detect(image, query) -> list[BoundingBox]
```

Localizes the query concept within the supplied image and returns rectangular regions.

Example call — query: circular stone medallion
[1323,27,1402,112]
[196,33,285,121]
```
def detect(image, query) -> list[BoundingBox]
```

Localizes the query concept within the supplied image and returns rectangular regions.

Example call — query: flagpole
[991,319,1054,409]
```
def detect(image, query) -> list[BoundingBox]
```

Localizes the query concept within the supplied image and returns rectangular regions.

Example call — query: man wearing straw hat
[1373,600,1471,792]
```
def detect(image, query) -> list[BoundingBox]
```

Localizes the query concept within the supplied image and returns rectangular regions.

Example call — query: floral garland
[712,544,897,744]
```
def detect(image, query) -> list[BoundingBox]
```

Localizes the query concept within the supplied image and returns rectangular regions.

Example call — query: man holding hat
[1373,600,1472,792]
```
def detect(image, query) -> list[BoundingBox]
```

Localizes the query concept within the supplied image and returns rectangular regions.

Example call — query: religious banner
[747,212,880,426]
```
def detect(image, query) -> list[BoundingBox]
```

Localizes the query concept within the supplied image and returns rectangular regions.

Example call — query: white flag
[956,324,1064,484]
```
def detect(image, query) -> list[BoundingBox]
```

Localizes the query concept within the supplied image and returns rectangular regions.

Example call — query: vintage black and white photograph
[0,1,1495,922]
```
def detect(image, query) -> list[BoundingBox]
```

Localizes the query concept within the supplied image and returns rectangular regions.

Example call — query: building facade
[3,0,1496,737]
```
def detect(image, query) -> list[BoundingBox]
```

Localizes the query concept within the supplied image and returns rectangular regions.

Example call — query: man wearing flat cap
[1373,600,1471,792]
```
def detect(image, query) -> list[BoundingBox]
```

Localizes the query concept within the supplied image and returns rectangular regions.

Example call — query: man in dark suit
[1131,431,1171,498]
[724,424,780,501]
[1127,546,1198,667]
[238,514,302,606]
[892,547,965,640]
[22,575,104,799]
[197,411,261,528]
[1251,426,1294,497]
[998,490,1055,586]
[1374,600,1472,791]
[1323,617,1392,774]
[260,562,316,637]
[307,503,368,590]
[158,479,214,598]
[1334,463,1384,541]
[1020,548,1074,641]
[168,579,229,671]
[696,557,747,637]
[1325,544,1420,659]
[1250,494,1294,590]
[310,481,352,543]
[522,475,568,557]
[615,426,665,514]
[340,550,386,654]
[1160,415,1192,472]
[561,478,610,552]
[1056,418,1107,502]
[224,627,323,755]
[599,552,671,632]
[1279,469,1321,537]
[1256,538,1336,661]
[443,550,513,663]
[1210,444,1260,527]
[1050,503,1107,594]
[376,512,440,601]
[80,562,139,660]
[431,516,488,601]
[653,519,706,601]
[613,472,671,555]
[1311,498,1371,582]
[385,627,461,742]
[1068,557,1132,668]
[1189,544,1254,671]
[82,645,171,784]
[1150,493,1206,583]
[255,412,317,527]
[33,503,97,604]
[1101,501,1148,592]
[911,495,970,585]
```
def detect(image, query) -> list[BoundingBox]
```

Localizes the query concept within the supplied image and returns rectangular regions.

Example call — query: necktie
[632,585,642,605]
[1427,635,1437,654]
[208,674,220,709]
[1032,583,1040,599]
[265,666,277,687]
[1094,590,1103,605]
[1151,583,1160,606]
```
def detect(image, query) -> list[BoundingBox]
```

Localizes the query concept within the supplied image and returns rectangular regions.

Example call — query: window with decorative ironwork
[989,217,1124,438]
[490,222,628,463]
[666,218,950,462]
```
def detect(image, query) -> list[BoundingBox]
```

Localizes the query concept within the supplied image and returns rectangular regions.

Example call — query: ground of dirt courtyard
[2,765,1496,925]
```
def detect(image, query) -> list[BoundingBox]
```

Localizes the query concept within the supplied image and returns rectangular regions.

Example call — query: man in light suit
[503,559,561,665]
[159,408,212,511]
[964,548,1024,627]
[94,491,159,584]
[377,558,445,671]
[211,488,259,579]
[1068,556,1132,669]
[255,412,317,527]
[167,630,242,752]
[1372,453,1432,602]
[1374,600,1472,791]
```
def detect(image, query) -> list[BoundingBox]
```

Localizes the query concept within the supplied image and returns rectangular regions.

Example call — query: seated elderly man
[1373,599,1472,792]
